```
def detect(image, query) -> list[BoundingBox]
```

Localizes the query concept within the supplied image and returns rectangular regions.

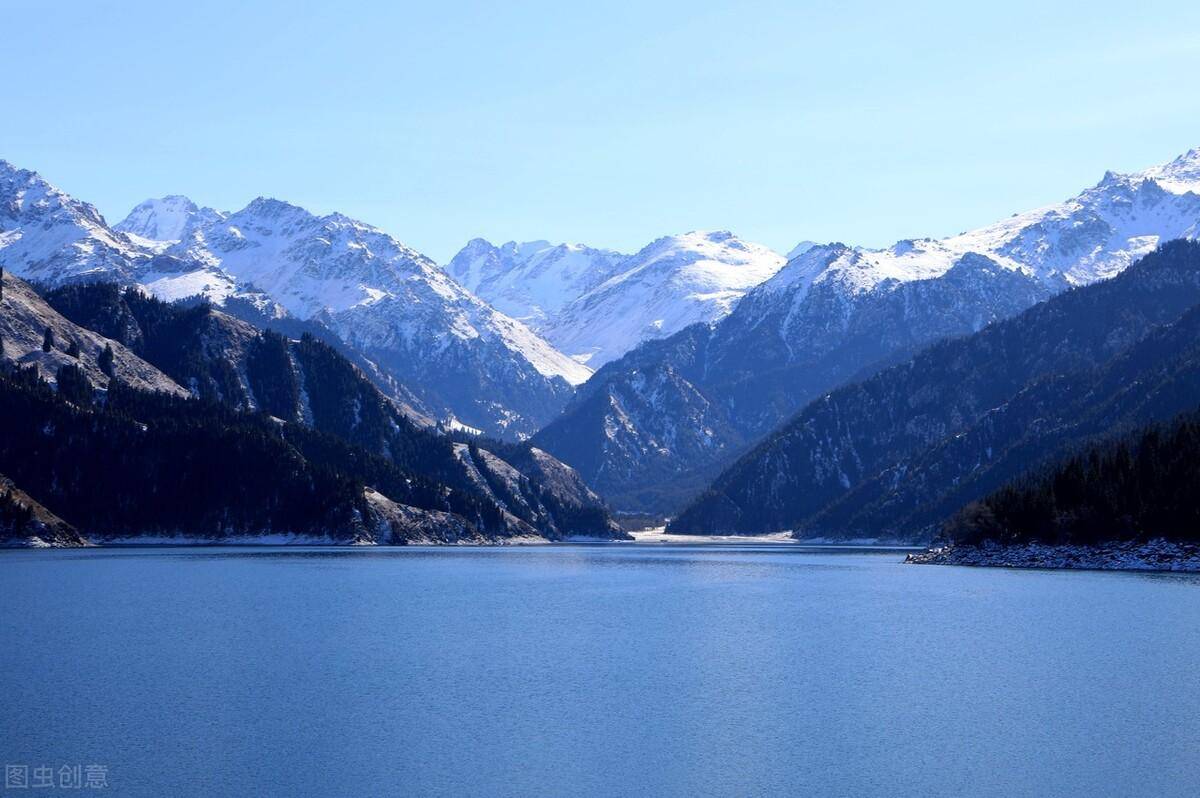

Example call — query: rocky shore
[906,539,1200,572]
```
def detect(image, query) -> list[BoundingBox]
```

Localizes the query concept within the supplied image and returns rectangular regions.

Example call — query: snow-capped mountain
[114,195,224,250]
[669,239,1200,539]
[539,231,785,367]
[0,159,144,284]
[445,231,785,369]
[774,148,1200,298]
[534,148,1200,513]
[5,273,625,545]
[445,239,627,327]
[0,161,593,438]
[116,195,592,437]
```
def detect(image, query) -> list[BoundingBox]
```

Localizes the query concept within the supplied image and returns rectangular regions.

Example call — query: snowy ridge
[534,147,1200,516]
[117,196,591,387]
[445,238,627,327]
[446,231,786,369]
[768,148,1200,301]
[1140,147,1200,195]
[114,195,224,249]
[540,231,785,367]
[0,159,144,284]
[0,162,594,437]
[111,193,593,433]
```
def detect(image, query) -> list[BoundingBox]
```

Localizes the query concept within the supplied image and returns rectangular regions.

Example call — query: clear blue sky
[6,0,1199,262]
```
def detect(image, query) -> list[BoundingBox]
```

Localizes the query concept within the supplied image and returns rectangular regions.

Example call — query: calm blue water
[2,545,1198,797]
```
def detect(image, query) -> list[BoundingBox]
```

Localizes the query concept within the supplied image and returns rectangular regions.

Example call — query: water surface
[2,545,1198,796]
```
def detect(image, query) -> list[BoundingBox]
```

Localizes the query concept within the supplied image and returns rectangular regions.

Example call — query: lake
[2,545,1198,797]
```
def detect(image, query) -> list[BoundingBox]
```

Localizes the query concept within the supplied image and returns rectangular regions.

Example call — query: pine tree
[42,327,55,353]
[56,363,92,407]
[67,340,81,359]
[98,344,115,378]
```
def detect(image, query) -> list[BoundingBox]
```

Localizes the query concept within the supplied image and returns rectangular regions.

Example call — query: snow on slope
[0,269,187,396]
[540,231,785,367]
[0,159,144,284]
[110,192,590,435]
[114,196,590,386]
[769,148,1200,300]
[445,239,627,327]
[114,195,224,250]
[1141,147,1200,195]
[531,147,1200,515]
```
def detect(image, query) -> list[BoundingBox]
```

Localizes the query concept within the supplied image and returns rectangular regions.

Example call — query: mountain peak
[541,231,785,367]
[240,196,311,220]
[787,241,819,260]
[114,195,222,243]
[445,236,629,330]
[1140,146,1200,194]
[0,158,28,179]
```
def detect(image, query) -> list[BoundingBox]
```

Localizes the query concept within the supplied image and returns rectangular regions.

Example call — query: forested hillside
[0,276,622,544]
[942,409,1200,547]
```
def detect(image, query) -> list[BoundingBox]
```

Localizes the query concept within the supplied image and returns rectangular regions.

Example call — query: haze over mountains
[3,147,1200,541]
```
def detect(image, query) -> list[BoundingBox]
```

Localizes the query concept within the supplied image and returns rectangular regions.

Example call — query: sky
[5,0,1200,262]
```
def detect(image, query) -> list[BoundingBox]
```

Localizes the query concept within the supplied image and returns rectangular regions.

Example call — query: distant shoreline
[629,527,795,544]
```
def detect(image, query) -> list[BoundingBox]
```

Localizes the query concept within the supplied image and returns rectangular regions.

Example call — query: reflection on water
[2,545,1198,798]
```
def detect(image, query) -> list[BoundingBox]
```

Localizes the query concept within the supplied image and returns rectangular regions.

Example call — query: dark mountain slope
[533,253,1049,512]
[34,281,623,541]
[942,408,1200,548]
[0,367,374,541]
[670,240,1200,537]
[812,302,1200,538]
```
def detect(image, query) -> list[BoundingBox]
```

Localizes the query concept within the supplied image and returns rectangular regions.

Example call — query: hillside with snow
[448,231,786,369]
[534,148,1200,512]
[445,239,627,328]
[0,161,594,438]
[124,196,591,436]
[541,231,785,367]
[0,160,145,285]
[770,148,1200,299]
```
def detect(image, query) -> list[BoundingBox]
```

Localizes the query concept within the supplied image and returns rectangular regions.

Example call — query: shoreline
[906,539,1200,573]
[2,529,923,550]
[628,527,797,545]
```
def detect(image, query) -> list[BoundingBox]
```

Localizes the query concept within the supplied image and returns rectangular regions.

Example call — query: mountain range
[4,147,1200,542]
[670,238,1200,539]
[533,149,1200,513]
[1,159,797,438]
[0,269,624,545]
[449,232,786,368]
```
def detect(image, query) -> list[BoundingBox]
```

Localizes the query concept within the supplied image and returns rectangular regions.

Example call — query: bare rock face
[0,474,85,547]
[452,443,628,540]
[363,489,479,544]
